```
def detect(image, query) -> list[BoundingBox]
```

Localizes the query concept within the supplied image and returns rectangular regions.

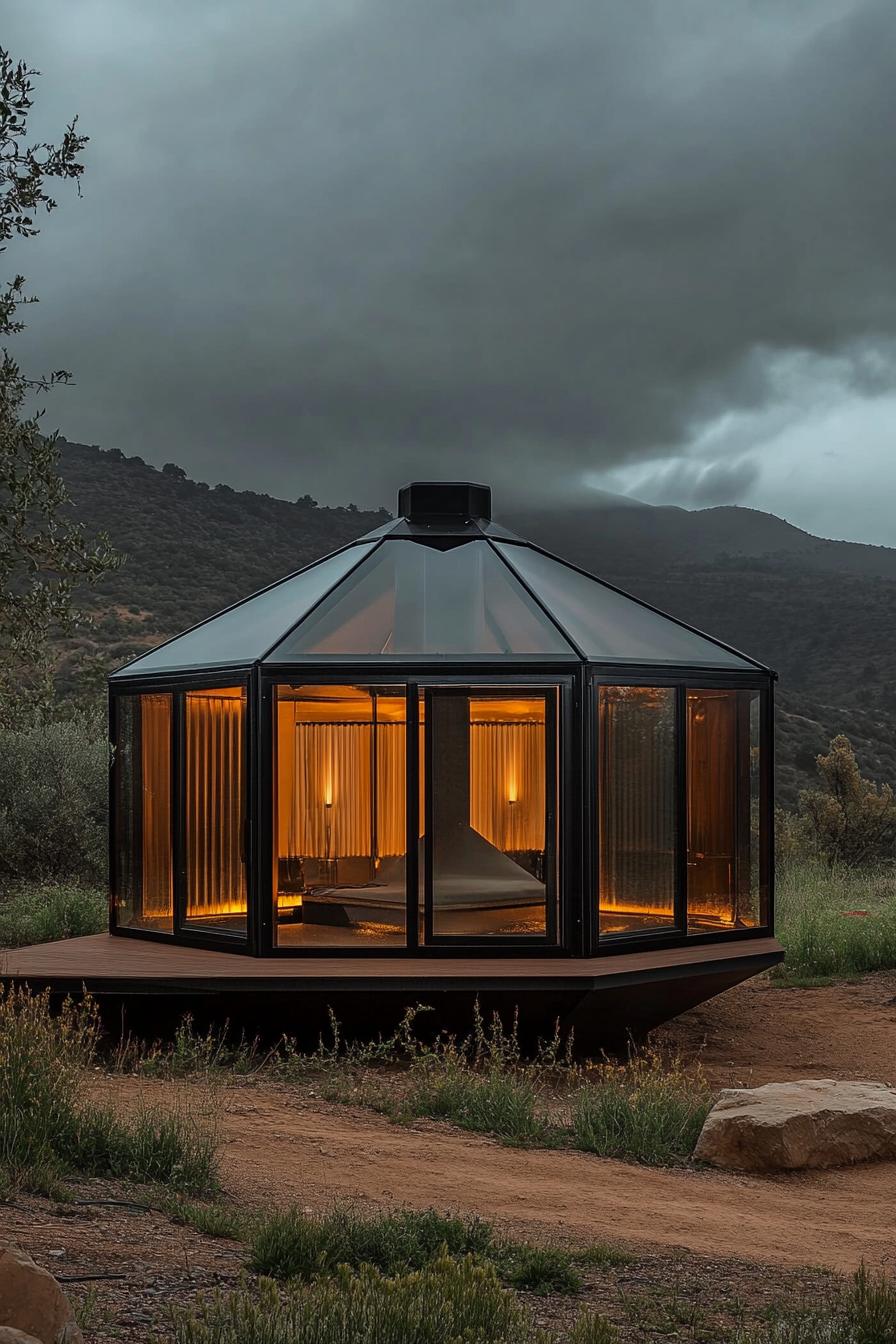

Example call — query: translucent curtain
[140,694,173,919]
[469,720,545,851]
[185,690,247,919]
[114,693,173,932]
[598,686,676,928]
[277,694,407,862]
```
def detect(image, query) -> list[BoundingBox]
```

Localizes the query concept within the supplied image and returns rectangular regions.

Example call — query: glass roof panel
[113,544,376,676]
[495,543,757,668]
[266,539,576,658]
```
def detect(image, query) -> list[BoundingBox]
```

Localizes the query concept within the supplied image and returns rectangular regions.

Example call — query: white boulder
[694,1078,896,1171]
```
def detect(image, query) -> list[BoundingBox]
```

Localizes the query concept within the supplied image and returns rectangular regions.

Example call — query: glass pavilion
[109,481,773,958]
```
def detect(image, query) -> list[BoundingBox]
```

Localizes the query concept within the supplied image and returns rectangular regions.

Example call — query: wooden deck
[1,932,783,994]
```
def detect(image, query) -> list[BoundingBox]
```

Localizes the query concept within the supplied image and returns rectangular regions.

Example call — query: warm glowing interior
[598,684,763,935]
[184,687,247,928]
[686,689,761,931]
[598,685,676,935]
[274,686,552,945]
[115,692,173,932]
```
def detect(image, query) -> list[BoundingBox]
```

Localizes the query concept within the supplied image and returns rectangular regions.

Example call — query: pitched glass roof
[494,542,757,669]
[111,481,765,676]
[111,543,376,677]
[266,539,575,660]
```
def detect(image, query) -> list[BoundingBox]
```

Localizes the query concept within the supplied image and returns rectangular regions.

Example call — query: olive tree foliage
[0,49,118,723]
[798,734,896,869]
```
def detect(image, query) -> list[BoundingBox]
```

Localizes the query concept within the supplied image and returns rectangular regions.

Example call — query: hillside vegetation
[56,440,896,804]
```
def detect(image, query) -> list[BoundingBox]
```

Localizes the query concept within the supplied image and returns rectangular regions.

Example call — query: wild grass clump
[571,1051,712,1166]
[128,1015,265,1079]
[774,862,896,983]
[498,1245,582,1296]
[249,1204,493,1281]
[0,986,218,1194]
[0,984,97,1180]
[70,1103,219,1194]
[172,1255,542,1344]
[0,882,105,948]
[402,1058,557,1145]
[737,1266,896,1344]
[164,1198,248,1241]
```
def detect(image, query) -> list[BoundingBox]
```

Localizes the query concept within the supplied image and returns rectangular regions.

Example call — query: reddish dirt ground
[95,971,896,1275]
[4,972,896,1341]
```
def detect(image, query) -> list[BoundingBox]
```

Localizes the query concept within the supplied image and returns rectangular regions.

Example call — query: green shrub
[499,1245,582,1296]
[0,882,105,948]
[0,986,218,1194]
[249,1204,493,1281]
[172,1255,543,1344]
[572,1052,712,1166]
[0,713,107,885]
[403,1060,556,1146]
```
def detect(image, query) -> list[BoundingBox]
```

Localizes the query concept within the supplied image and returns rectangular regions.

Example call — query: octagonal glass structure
[110,482,773,956]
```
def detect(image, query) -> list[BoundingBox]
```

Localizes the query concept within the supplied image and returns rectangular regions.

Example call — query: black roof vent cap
[398,480,491,523]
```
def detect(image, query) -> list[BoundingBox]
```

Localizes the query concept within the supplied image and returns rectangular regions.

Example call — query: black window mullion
[423,688,434,945]
[405,682,419,950]
[675,684,688,934]
[172,691,187,933]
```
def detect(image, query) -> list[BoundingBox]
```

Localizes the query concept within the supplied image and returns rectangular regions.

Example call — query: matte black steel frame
[257,667,576,957]
[109,668,256,957]
[110,656,773,960]
[585,668,775,957]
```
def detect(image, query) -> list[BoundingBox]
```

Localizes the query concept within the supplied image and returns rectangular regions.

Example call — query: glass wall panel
[427,691,556,939]
[114,693,173,932]
[274,684,408,947]
[687,689,765,931]
[597,686,677,936]
[184,687,248,935]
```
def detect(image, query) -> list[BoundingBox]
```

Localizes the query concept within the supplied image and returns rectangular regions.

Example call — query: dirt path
[108,1077,895,1276]
[95,974,896,1279]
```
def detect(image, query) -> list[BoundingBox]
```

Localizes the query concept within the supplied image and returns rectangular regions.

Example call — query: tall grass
[402,1058,557,1145]
[0,986,218,1193]
[775,862,896,982]
[736,1265,896,1344]
[172,1254,561,1344]
[249,1205,493,1281]
[0,881,106,948]
[571,1052,713,1166]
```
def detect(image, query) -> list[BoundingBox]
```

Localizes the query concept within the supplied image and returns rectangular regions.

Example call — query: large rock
[694,1078,896,1171]
[0,1331,45,1344]
[0,1246,84,1344]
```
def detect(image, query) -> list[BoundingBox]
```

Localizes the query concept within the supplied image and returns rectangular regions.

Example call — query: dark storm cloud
[5,0,896,508]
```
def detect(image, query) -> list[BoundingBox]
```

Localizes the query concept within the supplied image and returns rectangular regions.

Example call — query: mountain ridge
[55,439,896,807]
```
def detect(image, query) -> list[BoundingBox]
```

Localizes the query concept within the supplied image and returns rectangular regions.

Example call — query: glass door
[422,687,558,944]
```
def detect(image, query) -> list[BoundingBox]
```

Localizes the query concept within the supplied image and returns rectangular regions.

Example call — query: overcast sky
[6,1,896,543]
